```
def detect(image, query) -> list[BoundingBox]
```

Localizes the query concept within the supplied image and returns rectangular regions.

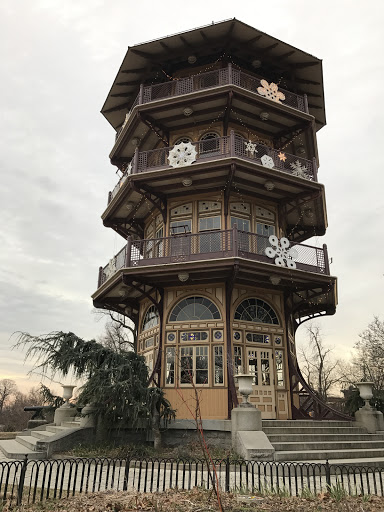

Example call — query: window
[166,347,175,385]
[214,346,224,385]
[180,346,208,385]
[199,216,221,231]
[260,351,271,385]
[142,305,159,332]
[246,333,270,344]
[234,298,279,325]
[234,346,242,374]
[170,220,192,234]
[231,216,250,232]
[169,296,221,322]
[247,349,258,385]
[154,226,164,258]
[199,132,220,156]
[174,136,192,145]
[180,331,208,341]
[275,350,284,387]
[199,216,222,253]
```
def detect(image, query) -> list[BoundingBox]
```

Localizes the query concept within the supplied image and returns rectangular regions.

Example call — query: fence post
[233,224,238,257]
[139,84,144,105]
[225,456,230,492]
[325,459,331,488]
[230,130,235,157]
[17,455,28,505]
[125,236,132,267]
[108,191,112,205]
[123,458,131,491]
[132,147,139,174]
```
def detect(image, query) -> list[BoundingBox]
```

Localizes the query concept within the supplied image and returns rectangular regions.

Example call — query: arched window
[234,298,279,325]
[199,132,220,156]
[142,305,159,332]
[174,136,192,145]
[169,296,221,322]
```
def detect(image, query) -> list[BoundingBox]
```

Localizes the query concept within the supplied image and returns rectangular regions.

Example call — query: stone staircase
[263,420,384,466]
[0,419,88,460]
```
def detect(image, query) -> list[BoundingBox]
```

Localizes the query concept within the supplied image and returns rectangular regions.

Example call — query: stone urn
[355,382,374,409]
[62,385,76,408]
[237,374,254,407]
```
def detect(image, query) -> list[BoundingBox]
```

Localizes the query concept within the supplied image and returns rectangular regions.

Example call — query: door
[246,348,276,419]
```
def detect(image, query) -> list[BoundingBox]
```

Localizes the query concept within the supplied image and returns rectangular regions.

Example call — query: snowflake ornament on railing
[105,257,117,278]
[168,141,197,168]
[265,235,298,269]
[261,155,275,169]
[290,160,310,179]
[244,140,257,157]
[257,80,286,104]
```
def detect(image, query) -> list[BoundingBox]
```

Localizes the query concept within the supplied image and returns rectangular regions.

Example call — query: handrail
[109,135,317,203]
[98,229,329,287]
[114,64,307,141]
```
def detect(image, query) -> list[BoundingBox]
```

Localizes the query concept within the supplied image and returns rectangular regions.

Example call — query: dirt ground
[4,488,384,512]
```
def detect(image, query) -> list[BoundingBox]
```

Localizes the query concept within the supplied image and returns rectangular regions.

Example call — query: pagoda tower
[92,19,344,421]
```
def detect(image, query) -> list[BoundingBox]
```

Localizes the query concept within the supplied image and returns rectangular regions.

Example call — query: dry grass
[1,488,384,512]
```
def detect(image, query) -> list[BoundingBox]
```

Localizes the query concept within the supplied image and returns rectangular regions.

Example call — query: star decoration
[278,152,287,162]
[244,140,257,157]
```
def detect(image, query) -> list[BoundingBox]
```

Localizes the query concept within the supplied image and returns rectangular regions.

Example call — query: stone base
[231,406,274,461]
[355,407,384,433]
[54,405,77,426]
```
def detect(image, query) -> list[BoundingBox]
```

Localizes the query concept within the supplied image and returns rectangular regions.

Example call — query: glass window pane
[166,348,175,385]
[214,346,223,384]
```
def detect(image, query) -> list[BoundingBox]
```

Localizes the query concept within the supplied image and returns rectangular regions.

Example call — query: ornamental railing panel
[98,229,328,287]
[108,135,316,203]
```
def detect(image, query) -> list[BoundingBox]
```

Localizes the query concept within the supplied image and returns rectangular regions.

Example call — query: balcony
[97,228,330,288]
[109,134,318,203]
[115,65,309,142]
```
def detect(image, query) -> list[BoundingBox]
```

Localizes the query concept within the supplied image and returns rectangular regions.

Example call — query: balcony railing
[97,228,329,288]
[115,64,308,140]
[108,134,318,203]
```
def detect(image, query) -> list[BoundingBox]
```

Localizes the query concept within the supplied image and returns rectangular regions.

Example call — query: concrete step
[262,420,355,427]
[0,439,46,460]
[15,435,40,451]
[267,433,384,442]
[62,421,81,428]
[263,426,367,435]
[272,440,384,451]
[275,447,384,462]
[30,430,56,440]
[46,426,69,434]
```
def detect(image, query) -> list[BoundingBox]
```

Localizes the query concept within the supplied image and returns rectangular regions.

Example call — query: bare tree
[0,379,17,412]
[352,316,384,390]
[93,309,137,352]
[299,324,343,400]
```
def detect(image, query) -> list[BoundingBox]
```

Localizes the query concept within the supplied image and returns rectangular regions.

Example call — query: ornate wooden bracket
[131,182,167,224]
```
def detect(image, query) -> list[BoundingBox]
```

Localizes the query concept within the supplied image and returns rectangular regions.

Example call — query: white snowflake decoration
[257,80,285,104]
[244,140,257,157]
[290,160,310,179]
[261,155,275,169]
[126,162,133,175]
[105,257,117,278]
[168,141,197,168]
[265,235,298,269]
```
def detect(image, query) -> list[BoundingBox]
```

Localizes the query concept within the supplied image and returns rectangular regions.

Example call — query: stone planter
[237,374,254,407]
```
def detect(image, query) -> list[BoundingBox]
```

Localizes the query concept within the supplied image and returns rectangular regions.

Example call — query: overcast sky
[0,0,383,393]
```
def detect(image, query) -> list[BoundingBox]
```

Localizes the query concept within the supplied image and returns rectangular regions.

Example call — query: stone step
[0,439,46,460]
[15,435,40,451]
[46,426,69,434]
[62,421,81,428]
[263,426,367,435]
[267,433,384,443]
[262,420,355,428]
[30,430,56,440]
[272,440,384,451]
[275,447,384,462]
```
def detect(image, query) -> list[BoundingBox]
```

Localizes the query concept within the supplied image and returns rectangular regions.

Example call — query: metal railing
[109,133,317,203]
[98,228,329,287]
[1,456,383,505]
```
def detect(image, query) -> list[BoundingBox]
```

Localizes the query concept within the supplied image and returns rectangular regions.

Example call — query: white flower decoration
[257,80,285,104]
[290,160,310,179]
[244,140,257,157]
[265,235,298,269]
[261,155,275,169]
[168,141,197,168]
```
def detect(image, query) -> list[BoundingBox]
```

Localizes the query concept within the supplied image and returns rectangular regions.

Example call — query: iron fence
[109,134,317,203]
[1,456,383,505]
[98,228,328,287]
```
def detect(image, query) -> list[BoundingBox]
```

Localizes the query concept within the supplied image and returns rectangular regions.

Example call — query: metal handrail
[98,228,329,287]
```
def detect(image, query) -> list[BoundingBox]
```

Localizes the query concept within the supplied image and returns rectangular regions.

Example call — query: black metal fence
[1,456,384,505]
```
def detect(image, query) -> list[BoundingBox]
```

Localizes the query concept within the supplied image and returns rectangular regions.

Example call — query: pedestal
[231,406,274,461]
[54,405,77,426]
[355,406,384,433]
[80,403,96,428]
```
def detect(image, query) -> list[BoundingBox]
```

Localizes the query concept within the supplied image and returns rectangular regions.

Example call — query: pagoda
[92,19,343,421]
